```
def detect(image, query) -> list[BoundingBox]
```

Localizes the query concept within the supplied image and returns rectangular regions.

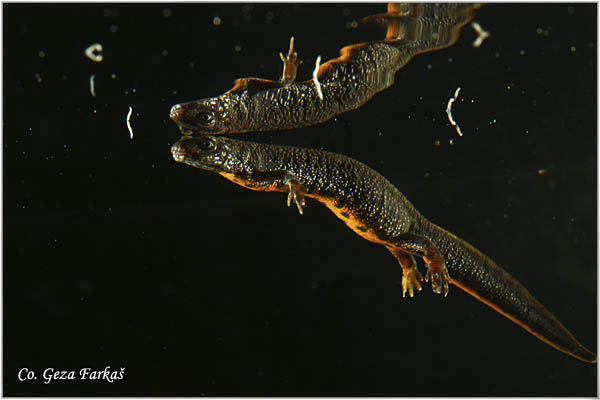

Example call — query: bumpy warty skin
[170,4,479,135]
[171,135,597,363]
[246,138,419,238]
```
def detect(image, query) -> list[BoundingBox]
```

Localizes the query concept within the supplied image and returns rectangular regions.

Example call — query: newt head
[171,135,249,174]
[169,93,247,135]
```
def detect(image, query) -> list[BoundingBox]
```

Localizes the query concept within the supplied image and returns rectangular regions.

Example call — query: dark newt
[171,135,596,363]
[170,3,481,135]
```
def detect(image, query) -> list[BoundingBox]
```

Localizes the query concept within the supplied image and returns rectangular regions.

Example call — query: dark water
[4,3,597,396]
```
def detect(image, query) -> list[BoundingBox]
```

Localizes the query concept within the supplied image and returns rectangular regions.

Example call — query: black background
[4,3,597,396]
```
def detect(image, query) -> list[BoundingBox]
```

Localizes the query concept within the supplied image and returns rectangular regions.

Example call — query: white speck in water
[494,52,500,58]
[519,49,525,55]
[132,88,137,93]
[34,73,42,83]
[470,21,490,47]
[90,74,96,96]
[85,43,103,62]
[234,45,242,52]
[536,27,543,35]
[312,55,324,100]
[161,49,168,56]
[109,25,118,33]
[126,106,134,139]
[434,140,441,146]
[213,16,222,26]
[111,73,117,79]
[449,138,454,145]
[427,64,432,70]
[537,169,547,175]
[38,50,46,58]
[162,8,172,17]
[188,61,195,69]
[448,57,453,63]
[570,46,576,52]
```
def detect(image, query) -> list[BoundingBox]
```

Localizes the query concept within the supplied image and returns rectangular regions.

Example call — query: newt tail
[171,135,596,363]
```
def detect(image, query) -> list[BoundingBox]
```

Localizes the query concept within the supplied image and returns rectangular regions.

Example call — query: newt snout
[169,103,197,135]
[170,102,219,135]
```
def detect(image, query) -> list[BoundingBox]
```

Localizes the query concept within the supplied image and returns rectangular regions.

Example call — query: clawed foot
[402,265,423,298]
[286,180,307,215]
[425,262,450,297]
[280,37,302,85]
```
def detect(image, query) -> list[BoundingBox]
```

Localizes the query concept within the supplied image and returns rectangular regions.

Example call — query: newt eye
[195,111,215,127]
[197,137,216,152]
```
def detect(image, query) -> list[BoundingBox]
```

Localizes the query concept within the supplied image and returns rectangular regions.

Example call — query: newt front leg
[280,37,302,85]
[220,169,308,215]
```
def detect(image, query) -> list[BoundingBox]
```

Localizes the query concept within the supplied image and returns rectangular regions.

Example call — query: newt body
[170,3,480,135]
[171,135,596,363]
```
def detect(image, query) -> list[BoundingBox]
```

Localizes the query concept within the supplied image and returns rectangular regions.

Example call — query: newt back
[171,135,596,363]
[170,3,480,135]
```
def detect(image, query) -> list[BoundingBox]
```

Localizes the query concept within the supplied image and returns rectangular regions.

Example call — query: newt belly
[220,171,386,244]
[172,135,596,363]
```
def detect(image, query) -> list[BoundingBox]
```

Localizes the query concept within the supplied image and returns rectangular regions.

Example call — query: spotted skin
[169,4,480,135]
[172,135,596,363]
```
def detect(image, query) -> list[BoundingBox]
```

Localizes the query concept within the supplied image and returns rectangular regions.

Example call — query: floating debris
[471,21,490,48]
[89,74,96,97]
[85,43,103,62]
[313,55,323,100]
[445,86,463,136]
[126,106,134,139]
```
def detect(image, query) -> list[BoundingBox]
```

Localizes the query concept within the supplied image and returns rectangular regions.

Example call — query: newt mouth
[176,125,197,136]
[171,152,186,161]
[170,103,198,135]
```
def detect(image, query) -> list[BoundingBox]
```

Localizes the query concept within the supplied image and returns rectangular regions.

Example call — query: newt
[170,3,481,135]
[171,135,596,363]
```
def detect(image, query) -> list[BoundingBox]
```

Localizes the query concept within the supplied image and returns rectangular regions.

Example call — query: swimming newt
[171,135,596,363]
[169,3,480,135]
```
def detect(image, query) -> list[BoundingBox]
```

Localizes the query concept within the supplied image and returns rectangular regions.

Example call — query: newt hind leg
[387,247,423,298]
[389,233,450,297]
